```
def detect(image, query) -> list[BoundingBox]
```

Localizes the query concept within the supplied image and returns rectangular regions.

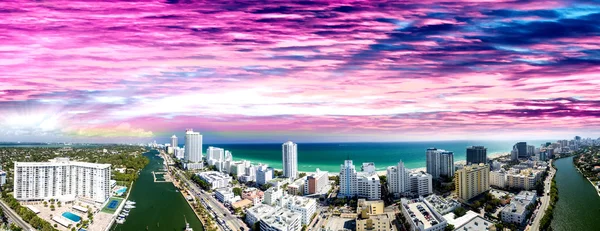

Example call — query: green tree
[445,224,455,231]
[233,187,243,197]
[453,207,467,218]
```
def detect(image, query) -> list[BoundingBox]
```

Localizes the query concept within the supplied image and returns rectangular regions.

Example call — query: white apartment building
[215,188,239,204]
[276,194,317,225]
[171,135,178,149]
[282,141,298,180]
[500,191,537,225]
[14,158,111,203]
[260,207,302,231]
[387,161,409,196]
[490,170,507,188]
[206,146,225,166]
[304,168,328,195]
[426,148,455,179]
[231,161,251,178]
[246,204,278,226]
[0,170,6,186]
[361,162,376,174]
[264,187,284,205]
[339,160,358,198]
[197,171,232,189]
[184,129,203,163]
[174,147,185,160]
[256,164,274,186]
[339,160,381,200]
[409,171,433,196]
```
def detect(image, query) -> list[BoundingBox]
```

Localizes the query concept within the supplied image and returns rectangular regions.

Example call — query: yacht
[124,205,136,209]
[125,200,136,205]
[184,216,193,231]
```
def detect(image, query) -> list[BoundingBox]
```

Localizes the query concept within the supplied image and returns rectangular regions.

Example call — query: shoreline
[573,161,600,198]
[289,152,511,177]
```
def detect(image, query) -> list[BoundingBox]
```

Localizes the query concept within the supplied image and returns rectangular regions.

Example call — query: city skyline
[1,1,599,143]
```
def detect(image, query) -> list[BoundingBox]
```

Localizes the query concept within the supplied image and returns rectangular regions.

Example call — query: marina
[110,150,203,231]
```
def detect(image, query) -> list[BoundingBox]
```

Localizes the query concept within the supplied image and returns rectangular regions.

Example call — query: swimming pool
[116,187,127,195]
[62,212,81,223]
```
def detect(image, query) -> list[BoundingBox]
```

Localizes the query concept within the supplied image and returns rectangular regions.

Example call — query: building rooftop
[262,207,301,230]
[403,199,444,229]
[15,158,111,168]
[454,215,494,231]
[425,195,460,215]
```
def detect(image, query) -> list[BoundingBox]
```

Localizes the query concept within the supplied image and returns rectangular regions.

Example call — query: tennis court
[101,197,123,213]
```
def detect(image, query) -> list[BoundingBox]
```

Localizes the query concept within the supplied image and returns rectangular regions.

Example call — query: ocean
[207,140,551,172]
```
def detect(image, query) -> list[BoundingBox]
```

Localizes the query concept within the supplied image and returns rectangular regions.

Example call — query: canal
[551,156,600,231]
[111,150,204,231]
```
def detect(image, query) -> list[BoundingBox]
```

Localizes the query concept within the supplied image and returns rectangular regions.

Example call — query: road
[162,150,248,231]
[0,200,34,231]
[528,160,555,231]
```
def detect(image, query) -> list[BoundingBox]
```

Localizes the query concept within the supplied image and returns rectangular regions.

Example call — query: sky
[0,0,599,144]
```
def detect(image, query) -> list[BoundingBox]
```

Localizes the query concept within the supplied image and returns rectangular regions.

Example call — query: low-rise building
[242,187,264,205]
[500,191,537,225]
[256,164,274,186]
[304,169,329,195]
[400,198,448,231]
[424,195,460,215]
[506,169,542,190]
[246,204,278,227]
[356,213,393,231]
[215,188,240,204]
[197,171,232,189]
[490,170,507,188]
[277,194,317,225]
[260,207,302,231]
[288,177,306,196]
[264,187,284,205]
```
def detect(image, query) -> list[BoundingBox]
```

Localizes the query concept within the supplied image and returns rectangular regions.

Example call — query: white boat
[124,205,136,209]
[184,216,193,231]
[125,200,136,205]
[116,218,125,224]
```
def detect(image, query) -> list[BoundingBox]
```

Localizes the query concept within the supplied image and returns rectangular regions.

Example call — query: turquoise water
[62,211,81,223]
[115,187,127,195]
[206,140,551,172]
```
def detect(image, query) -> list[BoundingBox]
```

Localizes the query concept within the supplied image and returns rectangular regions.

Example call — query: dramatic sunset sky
[0,0,599,143]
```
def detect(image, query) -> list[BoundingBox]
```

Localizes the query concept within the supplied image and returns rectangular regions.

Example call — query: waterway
[111,150,204,231]
[551,156,600,231]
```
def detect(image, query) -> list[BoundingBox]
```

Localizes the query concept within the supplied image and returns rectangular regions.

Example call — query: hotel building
[14,158,111,203]
[282,141,298,180]
[455,164,490,201]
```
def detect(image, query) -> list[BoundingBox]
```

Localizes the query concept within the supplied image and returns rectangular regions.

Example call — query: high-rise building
[184,129,203,164]
[408,171,433,196]
[466,146,487,165]
[426,148,455,179]
[304,169,328,195]
[339,160,357,198]
[256,164,273,186]
[171,135,178,149]
[14,158,111,203]
[527,145,535,157]
[282,141,298,180]
[387,161,409,196]
[206,146,225,167]
[455,164,490,201]
[339,160,380,200]
[514,142,528,159]
[361,162,376,174]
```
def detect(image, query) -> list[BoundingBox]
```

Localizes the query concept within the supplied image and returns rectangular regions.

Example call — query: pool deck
[21,199,113,231]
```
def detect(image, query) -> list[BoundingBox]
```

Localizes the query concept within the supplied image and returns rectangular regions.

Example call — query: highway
[0,200,34,231]
[528,160,555,231]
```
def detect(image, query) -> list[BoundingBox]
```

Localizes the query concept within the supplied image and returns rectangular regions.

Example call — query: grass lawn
[101,197,124,214]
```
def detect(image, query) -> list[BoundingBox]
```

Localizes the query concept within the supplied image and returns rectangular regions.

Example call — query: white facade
[264,187,284,205]
[0,170,6,186]
[256,164,273,186]
[206,146,225,166]
[260,207,302,231]
[197,171,231,189]
[246,204,277,226]
[500,191,537,225]
[303,168,328,195]
[215,188,235,203]
[361,162,376,174]
[409,172,433,196]
[174,147,185,160]
[490,170,507,188]
[426,148,454,179]
[387,161,409,196]
[231,161,250,178]
[184,129,203,163]
[339,160,357,198]
[171,135,178,149]
[282,141,298,180]
[276,195,317,225]
[14,158,111,203]
[339,160,380,200]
